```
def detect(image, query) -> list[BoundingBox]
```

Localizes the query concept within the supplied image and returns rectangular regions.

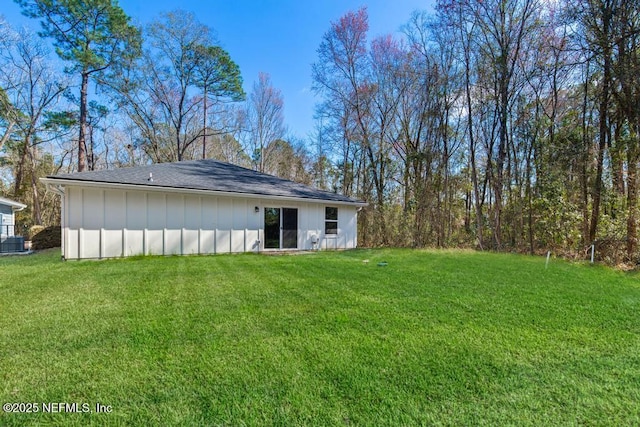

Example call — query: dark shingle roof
[46,159,365,205]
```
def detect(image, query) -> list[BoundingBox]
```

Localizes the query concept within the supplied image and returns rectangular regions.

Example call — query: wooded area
[1,0,639,263]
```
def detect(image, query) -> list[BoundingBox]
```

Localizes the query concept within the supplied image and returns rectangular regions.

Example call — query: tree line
[312,0,640,263]
[1,1,303,228]
[1,0,639,263]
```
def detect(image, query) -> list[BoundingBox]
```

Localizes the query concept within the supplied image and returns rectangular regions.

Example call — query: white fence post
[545,251,551,269]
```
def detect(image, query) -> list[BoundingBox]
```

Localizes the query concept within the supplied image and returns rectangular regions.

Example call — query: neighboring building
[0,196,27,253]
[41,159,366,260]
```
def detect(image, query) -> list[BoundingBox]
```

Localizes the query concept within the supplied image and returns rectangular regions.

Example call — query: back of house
[42,159,366,260]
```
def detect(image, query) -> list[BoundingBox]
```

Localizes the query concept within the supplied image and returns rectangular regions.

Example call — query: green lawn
[1,249,639,426]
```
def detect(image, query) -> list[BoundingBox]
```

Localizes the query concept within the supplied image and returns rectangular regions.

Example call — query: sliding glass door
[282,208,298,249]
[264,207,280,249]
[264,207,298,249]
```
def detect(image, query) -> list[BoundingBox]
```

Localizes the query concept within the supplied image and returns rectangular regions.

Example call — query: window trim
[325,206,338,235]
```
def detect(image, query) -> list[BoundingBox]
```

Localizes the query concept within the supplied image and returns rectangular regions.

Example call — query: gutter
[0,197,27,211]
[44,182,65,197]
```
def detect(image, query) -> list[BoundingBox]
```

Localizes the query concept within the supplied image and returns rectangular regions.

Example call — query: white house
[0,196,27,253]
[41,159,366,260]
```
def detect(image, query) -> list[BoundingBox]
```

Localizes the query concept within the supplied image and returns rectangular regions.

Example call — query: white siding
[66,187,81,259]
[125,192,145,256]
[147,193,165,255]
[216,198,232,253]
[104,190,125,258]
[232,199,246,252]
[246,201,260,252]
[316,205,358,251]
[165,194,183,255]
[303,203,323,250]
[62,185,360,259]
[184,195,200,255]
[80,189,102,259]
[200,198,216,254]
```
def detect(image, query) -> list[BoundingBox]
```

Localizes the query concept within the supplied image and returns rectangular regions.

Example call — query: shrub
[28,225,45,240]
[31,226,61,250]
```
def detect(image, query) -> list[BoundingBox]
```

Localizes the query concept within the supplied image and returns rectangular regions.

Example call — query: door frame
[263,206,298,250]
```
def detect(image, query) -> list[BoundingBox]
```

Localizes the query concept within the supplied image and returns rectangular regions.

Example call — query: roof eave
[0,197,27,211]
[40,177,368,207]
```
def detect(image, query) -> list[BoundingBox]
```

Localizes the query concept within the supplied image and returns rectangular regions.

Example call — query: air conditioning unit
[0,236,24,253]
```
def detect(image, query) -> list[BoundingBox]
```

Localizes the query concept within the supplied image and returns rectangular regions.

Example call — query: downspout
[1,200,26,244]
[45,183,65,197]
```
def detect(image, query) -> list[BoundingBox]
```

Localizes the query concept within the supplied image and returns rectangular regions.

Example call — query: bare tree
[245,72,286,173]
[0,25,67,224]
[108,10,244,164]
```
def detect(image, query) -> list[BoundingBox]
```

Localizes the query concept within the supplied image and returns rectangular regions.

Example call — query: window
[325,207,338,235]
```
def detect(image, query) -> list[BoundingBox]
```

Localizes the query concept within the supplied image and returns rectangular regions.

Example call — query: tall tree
[109,10,243,163]
[475,0,539,248]
[313,8,378,243]
[437,1,487,249]
[404,10,463,247]
[0,24,67,224]
[0,19,18,152]
[15,0,141,172]
[192,44,245,159]
[575,0,617,244]
[0,87,17,153]
[609,1,640,259]
[246,72,285,173]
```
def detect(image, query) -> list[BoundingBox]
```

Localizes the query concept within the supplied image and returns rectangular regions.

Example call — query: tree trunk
[202,81,208,159]
[494,62,509,250]
[627,137,638,260]
[0,121,15,152]
[588,5,613,244]
[13,138,29,198]
[78,71,89,172]
[468,86,483,250]
[611,117,625,196]
[27,145,42,225]
[589,52,611,243]
[581,60,591,245]
[461,14,483,250]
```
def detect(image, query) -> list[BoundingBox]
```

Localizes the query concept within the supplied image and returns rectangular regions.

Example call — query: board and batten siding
[61,185,358,259]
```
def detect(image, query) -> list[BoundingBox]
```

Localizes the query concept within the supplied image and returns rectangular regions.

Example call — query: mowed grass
[1,249,639,426]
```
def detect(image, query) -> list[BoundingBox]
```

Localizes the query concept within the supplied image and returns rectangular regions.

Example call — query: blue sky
[2,0,435,140]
